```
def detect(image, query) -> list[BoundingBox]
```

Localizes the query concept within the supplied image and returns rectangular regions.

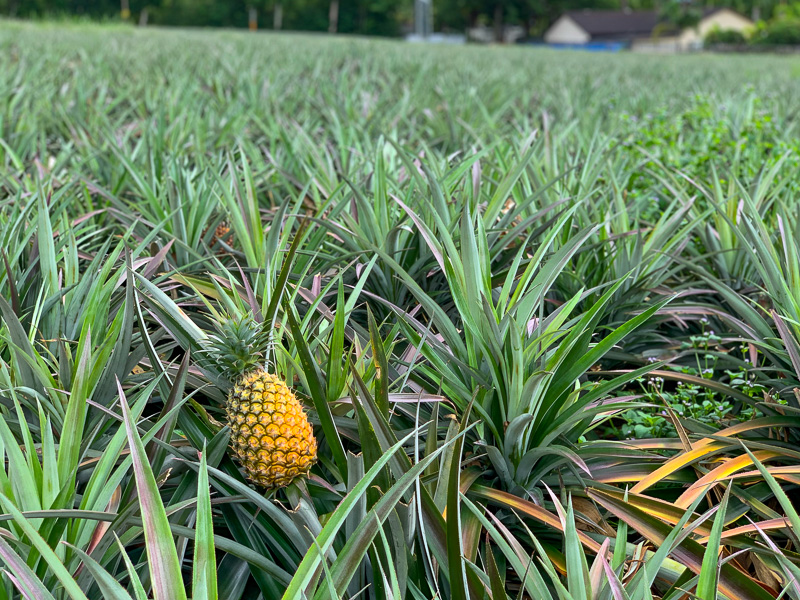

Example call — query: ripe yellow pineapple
[206,314,316,488]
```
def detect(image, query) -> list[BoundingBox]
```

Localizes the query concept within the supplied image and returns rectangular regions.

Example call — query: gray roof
[564,10,677,39]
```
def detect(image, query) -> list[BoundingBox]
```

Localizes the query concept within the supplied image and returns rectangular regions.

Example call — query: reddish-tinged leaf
[675,451,779,509]
[588,488,774,600]
[469,485,602,552]
[117,379,187,600]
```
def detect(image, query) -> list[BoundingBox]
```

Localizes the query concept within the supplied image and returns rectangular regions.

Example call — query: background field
[4,24,800,144]
[1,22,800,600]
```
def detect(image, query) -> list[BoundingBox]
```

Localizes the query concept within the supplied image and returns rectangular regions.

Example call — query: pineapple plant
[205,313,317,488]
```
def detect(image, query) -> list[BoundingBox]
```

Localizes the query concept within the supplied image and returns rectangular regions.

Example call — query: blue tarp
[548,41,630,52]
[521,41,631,52]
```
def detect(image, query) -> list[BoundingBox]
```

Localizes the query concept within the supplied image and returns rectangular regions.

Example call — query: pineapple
[210,222,231,248]
[203,220,232,254]
[205,314,317,488]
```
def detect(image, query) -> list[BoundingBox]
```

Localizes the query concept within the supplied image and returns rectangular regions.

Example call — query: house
[678,7,753,49]
[543,8,752,52]
[544,10,670,46]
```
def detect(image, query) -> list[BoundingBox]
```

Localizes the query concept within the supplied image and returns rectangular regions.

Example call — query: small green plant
[609,322,775,439]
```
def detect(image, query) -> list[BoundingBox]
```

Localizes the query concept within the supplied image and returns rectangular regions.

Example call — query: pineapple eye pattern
[227,370,317,488]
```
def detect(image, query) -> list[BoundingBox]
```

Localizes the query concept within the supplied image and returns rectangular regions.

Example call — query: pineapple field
[2,20,800,600]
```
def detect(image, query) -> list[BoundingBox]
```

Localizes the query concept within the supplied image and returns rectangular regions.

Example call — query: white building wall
[544,16,591,44]
[632,37,682,53]
[680,9,754,48]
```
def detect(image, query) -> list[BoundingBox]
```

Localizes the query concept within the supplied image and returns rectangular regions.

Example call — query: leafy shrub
[752,18,800,44]
[704,26,748,45]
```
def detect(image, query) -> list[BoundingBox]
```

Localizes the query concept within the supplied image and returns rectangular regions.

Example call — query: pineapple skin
[226,370,317,488]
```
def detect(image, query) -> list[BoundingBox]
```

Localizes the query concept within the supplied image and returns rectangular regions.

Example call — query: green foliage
[753,17,800,44]
[749,2,800,44]
[704,25,748,44]
[660,0,703,29]
[203,313,272,380]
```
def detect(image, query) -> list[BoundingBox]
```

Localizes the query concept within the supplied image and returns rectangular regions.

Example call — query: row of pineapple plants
[0,152,798,597]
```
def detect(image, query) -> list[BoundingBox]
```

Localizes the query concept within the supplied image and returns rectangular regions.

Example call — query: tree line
[0,0,787,38]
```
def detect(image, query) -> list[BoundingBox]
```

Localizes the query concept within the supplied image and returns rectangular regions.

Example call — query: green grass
[0,20,799,599]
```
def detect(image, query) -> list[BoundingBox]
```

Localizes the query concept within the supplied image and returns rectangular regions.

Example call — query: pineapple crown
[203,312,272,380]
